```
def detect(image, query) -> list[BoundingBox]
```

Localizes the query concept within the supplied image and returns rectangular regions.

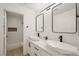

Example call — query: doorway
[6,11,23,56]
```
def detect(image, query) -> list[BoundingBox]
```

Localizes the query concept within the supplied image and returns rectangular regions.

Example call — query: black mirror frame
[52,3,77,34]
[35,13,44,32]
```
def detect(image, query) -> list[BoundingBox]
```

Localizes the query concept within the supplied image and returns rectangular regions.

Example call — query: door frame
[4,10,24,56]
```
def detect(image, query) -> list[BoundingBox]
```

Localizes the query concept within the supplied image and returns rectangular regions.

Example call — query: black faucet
[37,33,40,37]
[59,35,63,42]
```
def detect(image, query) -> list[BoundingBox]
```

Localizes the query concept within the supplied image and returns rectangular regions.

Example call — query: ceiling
[17,3,53,13]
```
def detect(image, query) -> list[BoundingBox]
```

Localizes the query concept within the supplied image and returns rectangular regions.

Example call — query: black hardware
[28,42,31,48]
[52,3,77,34]
[59,35,63,42]
[34,53,38,56]
[44,36,48,40]
[26,26,28,28]
[34,47,39,51]
[35,13,44,32]
[37,33,40,37]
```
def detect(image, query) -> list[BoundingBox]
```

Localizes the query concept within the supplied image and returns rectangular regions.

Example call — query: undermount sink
[46,40,78,55]
[29,36,40,41]
[29,36,78,55]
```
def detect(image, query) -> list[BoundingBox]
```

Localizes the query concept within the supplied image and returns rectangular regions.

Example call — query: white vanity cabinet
[31,43,50,56]
[25,39,34,56]
[26,39,50,56]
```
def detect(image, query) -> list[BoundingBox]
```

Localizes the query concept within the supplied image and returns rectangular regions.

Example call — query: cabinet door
[26,40,36,56]
[32,43,50,56]
[39,50,49,56]
[37,47,50,56]
[26,40,32,55]
[28,43,39,56]
[28,41,34,56]
[23,39,31,55]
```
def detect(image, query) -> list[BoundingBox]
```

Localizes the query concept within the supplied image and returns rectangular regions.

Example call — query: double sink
[29,36,78,55]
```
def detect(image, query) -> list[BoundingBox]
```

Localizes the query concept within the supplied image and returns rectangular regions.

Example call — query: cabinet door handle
[34,53,38,56]
[34,47,39,51]
[28,42,31,48]
[6,35,8,38]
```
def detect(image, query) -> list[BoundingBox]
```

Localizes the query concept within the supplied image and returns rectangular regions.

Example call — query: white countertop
[31,40,65,55]
[28,36,79,56]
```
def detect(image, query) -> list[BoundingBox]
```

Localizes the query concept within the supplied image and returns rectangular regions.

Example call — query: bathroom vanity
[25,37,63,56]
[24,3,79,56]
[24,36,79,56]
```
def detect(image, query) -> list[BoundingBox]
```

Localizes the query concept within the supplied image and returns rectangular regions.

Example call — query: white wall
[0,3,36,35]
[0,3,36,55]
[38,5,79,48]
[7,12,23,50]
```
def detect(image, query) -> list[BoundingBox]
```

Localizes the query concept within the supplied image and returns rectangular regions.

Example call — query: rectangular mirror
[36,14,44,32]
[52,3,77,34]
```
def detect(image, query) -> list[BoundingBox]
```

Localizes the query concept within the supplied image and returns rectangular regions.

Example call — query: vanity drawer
[33,52,40,56]
[32,43,50,56]
[34,46,40,51]
[32,44,40,52]
[38,48,50,56]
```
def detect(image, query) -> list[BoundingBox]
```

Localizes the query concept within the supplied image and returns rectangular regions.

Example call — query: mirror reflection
[53,3,76,33]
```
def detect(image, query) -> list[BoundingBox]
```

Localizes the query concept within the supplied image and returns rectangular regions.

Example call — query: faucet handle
[44,36,48,40]
[59,35,62,39]
[59,35,63,42]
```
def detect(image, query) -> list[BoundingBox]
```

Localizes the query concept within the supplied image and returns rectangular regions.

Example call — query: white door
[7,13,23,50]
[0,8,7,56]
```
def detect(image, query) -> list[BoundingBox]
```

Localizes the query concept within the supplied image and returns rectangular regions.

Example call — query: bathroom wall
[0,3,36,36]
[38,4,79,47]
